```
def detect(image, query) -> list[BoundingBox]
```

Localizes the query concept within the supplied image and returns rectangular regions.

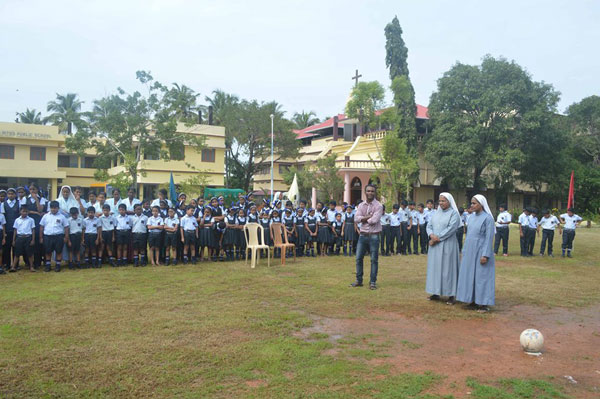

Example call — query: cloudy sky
[1,0,599,122]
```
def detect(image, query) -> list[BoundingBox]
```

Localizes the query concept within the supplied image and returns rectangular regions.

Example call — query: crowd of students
[0,183,585,274]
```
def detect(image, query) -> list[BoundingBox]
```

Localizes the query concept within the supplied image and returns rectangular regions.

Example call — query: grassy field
[0,227,598,398]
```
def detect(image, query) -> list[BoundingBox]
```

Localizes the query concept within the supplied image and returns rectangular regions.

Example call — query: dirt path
[296,304,600,398]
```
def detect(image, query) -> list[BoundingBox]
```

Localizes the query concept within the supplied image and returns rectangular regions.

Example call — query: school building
[0,121,226,200]
[252,105,560,211]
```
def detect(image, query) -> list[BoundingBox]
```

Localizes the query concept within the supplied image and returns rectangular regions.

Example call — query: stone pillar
[50,178,57,200]
[311,186,317,209]
[138,183,144,200]
[343,172,350,204]
[361,177,367,202]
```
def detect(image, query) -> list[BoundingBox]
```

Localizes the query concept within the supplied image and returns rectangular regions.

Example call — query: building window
[144,152,160,160]
[201,148,215,162]
[30,147,46,161]
[278,164,290,174]
[0,145,15,159]
[82,156,96,168]
[58,155,78,168]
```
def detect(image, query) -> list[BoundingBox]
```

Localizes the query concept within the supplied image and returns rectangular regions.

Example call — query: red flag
[567,171,575,209]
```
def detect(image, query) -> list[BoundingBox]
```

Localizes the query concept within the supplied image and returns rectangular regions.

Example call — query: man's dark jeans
[355,234,380,284]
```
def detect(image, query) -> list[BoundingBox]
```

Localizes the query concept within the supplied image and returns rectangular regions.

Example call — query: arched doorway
[350,177,362,206]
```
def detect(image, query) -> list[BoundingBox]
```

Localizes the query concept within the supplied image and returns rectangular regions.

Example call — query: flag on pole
[567,170,575,209]
[287,173,299,206]
[169,172,178,204]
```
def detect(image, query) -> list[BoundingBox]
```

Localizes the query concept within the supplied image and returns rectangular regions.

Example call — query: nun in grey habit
[425,192,461,303]
[456,194,496,312]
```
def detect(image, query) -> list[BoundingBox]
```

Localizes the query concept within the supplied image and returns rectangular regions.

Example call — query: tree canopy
[345,81,386,129]
[46,93,86,134]
[292,110,320,130]
[385,16,410,81]
[16,108,45,125]
[426,56,560,197]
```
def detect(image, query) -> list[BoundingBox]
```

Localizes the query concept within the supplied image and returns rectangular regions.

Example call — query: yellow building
[0,121,225,200]
[253,106,560,211]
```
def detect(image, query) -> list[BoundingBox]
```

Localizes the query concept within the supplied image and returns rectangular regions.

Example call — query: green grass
[1,227,597,397]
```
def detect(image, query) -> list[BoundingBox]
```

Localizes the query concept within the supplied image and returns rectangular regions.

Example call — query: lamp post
[270,114,274,203]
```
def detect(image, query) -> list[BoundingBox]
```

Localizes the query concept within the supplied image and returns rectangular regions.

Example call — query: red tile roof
[294,105,428,139]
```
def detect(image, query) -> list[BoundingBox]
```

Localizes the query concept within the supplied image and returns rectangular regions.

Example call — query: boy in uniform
[417,203,428,254]
[83,206,101,268]
[99,204,117,266]
[39,201,69,272]
[180,205,199,264]
[538,209,561,257]
[0,208,5,274]
[115,203,132,266]
[518,207,531,257]
[494,204,511,256]
[147,206,164,266]
[389,204,402,255]
[66,207,84,269]
[527,208,539,256]
[560,208,582,258]
[164,207,180,265]
[407,201,419,255]
[131,204,148,267]
[2,188,19,269]
[10,207,36,272]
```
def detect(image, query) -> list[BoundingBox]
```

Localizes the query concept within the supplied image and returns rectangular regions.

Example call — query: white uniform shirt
[326,208,338,223]
[0,213,5,230]
[93,202,105,215]
[83,217,100,233]
[122,198,142,213]
[99,214,116,231]
[115,214,132,231]
[164,216,179,231]
[40,212,69,235]
[107,198,122,215]
[398,208,409,223]
[416,211,427,225]
[409,209,419,226]
[380,213,390,226]
[13,216,35,235]
[180,215,198,231]
[69,217,83,234]
[389,211,401,227]
[539,215,560,230]
[423,208,434,223]
[528,216,539,229]
[518,213,529,227]
[1,199,18,215]
[147,215,163,233]
[131,214,149,233]
[560,213,582,230]
[151,198,172,208]
[495,211,512,228]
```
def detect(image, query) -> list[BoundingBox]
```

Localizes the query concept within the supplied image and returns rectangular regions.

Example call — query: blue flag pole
[169,172,177,205]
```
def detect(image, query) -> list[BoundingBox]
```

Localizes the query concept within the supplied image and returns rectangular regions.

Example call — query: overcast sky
[1,0,599,122]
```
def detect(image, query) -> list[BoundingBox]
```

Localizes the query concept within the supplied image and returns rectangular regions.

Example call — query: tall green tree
[308,154,345,202]
[567,95,600,166]
[163,83,200,123]
[426,56,560,198]
[371,134,419,207]
[222,99,299,192]
[292,111,320,129]
[345,81,386,129]
[15,108,45,124]
[46,93,86,134]
[385,16,410,81]
[65,71,205,188]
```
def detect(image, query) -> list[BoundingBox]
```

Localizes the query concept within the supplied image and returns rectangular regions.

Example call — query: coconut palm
[292,110,320,129]
[15,108,45,124]
[204,90,239,126]
[164,83,200,122]
[46,93,85,134]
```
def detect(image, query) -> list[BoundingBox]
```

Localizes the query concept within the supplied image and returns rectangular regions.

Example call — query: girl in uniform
[235,208,247,260]
[198,207,215,262]
[317,208,332,257]
[294,208,306,257]
[342,206,356,256]
[223,208,238,261]
[304,208,318,257]
[283,208,296,258]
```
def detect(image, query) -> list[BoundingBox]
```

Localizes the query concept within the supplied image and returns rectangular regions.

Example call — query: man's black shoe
[369,283,377,290]
[350,281,363,287]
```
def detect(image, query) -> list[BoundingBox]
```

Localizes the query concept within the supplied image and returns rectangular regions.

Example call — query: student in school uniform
[494,204,511,256]
[417,203,428,254]
[538,209,561,257]
[10,207,36,272]
[98,204,117,267]
[87,192,99,216]
[131,204,149,267]
[1,188,19,269]
[407,201,419,255]
[235,208,248,260]
[560,208,583,258]
[0,189,5,205]
[199,207,215,262]
[399,200,410,255]
[146,206,164,266]
[181,205,199,264]
[527,208,539,257]
[115,203,132,266]
[25,183,47,269]
[141,199,153,217]
[456,207,467,253]
[259,211,271,257]
[379,206,391,256]
[294,207,307,257]
[282,208,295,258]
[247,205,259,224]
[72,186,88,216]
[223,207,238,261]
[56,186,79,264]
[39,200,69,272]
[122,188,142,215]
[151,188,172,208]
[0,208,5,274]
[94,192,107,216]
[304,208,318,257]
[518,207,530,257]
[389,204,402,255]
[332,213,344,255]
[66,207,84,270]
[341,206,357,257]
[83,206,101,268]
[270,209,283,258]
[164,208,179,265]
[108,188,123,215]
[16,187,27,207]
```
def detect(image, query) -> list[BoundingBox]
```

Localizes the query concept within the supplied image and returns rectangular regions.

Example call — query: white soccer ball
[520,329,544,353]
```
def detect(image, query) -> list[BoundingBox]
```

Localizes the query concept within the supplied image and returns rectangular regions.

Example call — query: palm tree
[204,89,239,126]
[164,83,199,122]
[292,110,320,129]
[46,93,85,134]
[15,108,45,124]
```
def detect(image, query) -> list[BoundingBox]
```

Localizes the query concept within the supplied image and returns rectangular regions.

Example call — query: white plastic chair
[244,223,270,268]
